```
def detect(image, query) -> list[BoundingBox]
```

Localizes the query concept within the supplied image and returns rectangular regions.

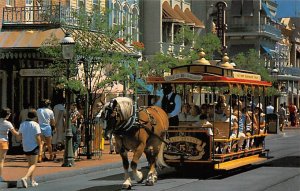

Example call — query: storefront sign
[19,69,52,77]
[216,1,227,52]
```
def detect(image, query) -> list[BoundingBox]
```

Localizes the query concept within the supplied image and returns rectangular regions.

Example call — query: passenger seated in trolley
[231,110,246,151]
[222,107,238,153]
[200,104,208,114]
[193,114,213,136]
[187,105,201,121]
[178,103,191,122]
[214,102,227,122]
[254,103,266,134]
[200,104,214,121]
[241,107,254,150]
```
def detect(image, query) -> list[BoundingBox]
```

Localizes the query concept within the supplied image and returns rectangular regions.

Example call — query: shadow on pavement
[263,156,300,168]
[79,184,123,191]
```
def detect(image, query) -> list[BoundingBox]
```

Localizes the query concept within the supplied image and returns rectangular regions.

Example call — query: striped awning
[162,1,184,23]
[261,2,278,23]
[174,5,194,26]
[0,28,64,49]
[0,28,136,59]
[184,8,205,28]
[261,45,275,58]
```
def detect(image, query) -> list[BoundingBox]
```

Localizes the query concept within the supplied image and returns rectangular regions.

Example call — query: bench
[212,121,230,140]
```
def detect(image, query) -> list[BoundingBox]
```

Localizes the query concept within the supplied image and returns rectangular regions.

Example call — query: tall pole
[84,60,92,159]
[61,33,75,167]
[62,59,74,167]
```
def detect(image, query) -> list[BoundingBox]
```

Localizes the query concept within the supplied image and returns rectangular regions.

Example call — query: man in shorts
[19,109,42,188]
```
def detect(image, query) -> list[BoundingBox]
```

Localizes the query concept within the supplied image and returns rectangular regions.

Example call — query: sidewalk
[1,141,134,189]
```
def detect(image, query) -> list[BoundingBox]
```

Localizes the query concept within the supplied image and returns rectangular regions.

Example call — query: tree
[40,8,139,158]
[232,49,273,82]
[40,8,139,107]
[140,30,221,77]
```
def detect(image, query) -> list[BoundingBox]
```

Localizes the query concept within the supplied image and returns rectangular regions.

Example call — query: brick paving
[2,141,133,182]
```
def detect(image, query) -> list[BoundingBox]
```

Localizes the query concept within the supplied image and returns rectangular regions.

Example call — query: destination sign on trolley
[164,73,203,81]
[233,71,261,81]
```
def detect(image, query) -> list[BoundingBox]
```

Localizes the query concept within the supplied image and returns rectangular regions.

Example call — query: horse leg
[131,142,145,184]
[145,146,157,186]
[120,150,132,190]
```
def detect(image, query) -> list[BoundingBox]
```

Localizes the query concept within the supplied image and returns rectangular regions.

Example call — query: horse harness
[108,100,190,156]
[114,106,157,135]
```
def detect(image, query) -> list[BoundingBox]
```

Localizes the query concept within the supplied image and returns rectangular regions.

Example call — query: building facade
[207,0,300,108]
[0,0,135,124]
[140,0,205,58]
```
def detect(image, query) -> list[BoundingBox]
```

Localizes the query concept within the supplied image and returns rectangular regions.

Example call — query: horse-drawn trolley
[146,53,272,171]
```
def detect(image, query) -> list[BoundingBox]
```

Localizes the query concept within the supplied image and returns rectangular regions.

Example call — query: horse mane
[115,97,134,120]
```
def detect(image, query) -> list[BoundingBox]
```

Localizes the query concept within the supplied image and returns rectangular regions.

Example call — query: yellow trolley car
[146,53,272,170]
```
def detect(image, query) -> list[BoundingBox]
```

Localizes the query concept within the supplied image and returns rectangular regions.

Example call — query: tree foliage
[142,29,221,77]
[232,49,273,82]
[40,8,139,109]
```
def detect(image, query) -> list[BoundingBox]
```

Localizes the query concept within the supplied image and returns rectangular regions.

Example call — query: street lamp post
[271,67,279,86]
[271,67,279,112]
[61,33,75,167]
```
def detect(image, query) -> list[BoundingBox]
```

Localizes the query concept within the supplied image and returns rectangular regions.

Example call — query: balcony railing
[227,23,282,39]
[2,4,80,27]
[160,42,191,56]
[261,24,281,38]
[227,24,259,33]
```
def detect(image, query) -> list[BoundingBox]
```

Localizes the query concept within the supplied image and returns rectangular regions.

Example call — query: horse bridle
[105,99,129,131]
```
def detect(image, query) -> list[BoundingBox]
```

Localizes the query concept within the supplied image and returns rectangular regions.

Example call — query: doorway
[0,70,7,108]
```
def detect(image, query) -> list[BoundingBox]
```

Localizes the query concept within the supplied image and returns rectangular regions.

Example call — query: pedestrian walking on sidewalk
[288,102,297,127]
[278,103,287,132]
[19,109,42,188]
[52,97,66,152]
[37,99,56,162]
[70,102,82,157]
[0,108,19,181]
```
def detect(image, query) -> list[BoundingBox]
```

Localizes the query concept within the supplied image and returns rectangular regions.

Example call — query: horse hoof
[137,177,144,184]
[122,184,132,190]
[153,176,158,183]
[134,171,144,183]
[145,180,154,186]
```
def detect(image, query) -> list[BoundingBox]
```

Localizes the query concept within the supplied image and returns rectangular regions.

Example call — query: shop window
[78,0,85,9]
[93,0,100,12]
[131,8,138,42]
[6,0,14,6]
[113,3,121,37]
[122,5,130,42]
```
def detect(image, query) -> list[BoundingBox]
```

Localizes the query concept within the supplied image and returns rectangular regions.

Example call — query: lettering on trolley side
[164,136,206,160]
[164,73,203,81]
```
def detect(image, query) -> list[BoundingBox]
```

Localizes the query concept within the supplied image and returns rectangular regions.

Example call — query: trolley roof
[147,64,272,87]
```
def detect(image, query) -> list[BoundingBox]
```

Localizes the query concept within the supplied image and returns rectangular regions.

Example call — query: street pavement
[0,127,298,190]
[0,141,135,189]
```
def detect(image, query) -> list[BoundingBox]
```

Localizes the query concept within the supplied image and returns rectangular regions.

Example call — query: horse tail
[156,141,169,169]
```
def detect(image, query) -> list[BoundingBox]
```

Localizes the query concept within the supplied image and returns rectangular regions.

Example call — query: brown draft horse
[103,97,169,189]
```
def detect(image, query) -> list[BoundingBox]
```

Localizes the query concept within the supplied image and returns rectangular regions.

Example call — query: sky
[276,0,300,18]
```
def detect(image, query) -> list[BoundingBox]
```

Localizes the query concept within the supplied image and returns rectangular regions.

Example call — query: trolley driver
[156,83,182,126]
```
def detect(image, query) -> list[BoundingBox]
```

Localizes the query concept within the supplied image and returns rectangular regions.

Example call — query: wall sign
[216,1,227,53]
[19,69,52,77]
